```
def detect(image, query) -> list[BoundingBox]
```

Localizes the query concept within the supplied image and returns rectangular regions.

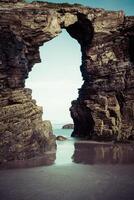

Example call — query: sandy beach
[0,163,134,200]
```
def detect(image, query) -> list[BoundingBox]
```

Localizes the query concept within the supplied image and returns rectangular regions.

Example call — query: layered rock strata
[0,0,134,163]
[0,88,56,164]
[70,14,134,141]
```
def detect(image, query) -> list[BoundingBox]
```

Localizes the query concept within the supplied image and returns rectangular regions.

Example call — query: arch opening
[26,14,95,138]
[26,29,83,128]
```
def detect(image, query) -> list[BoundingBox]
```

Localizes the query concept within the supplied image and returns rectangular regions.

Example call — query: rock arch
[0,0,134,164]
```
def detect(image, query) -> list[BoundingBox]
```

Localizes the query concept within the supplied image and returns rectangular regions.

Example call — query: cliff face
[0,0,134,164]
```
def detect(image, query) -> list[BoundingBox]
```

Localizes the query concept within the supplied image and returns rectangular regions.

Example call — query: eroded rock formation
[0,88,56,163]
[0,0,134,164]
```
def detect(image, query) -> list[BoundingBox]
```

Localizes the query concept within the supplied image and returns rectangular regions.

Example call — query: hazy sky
[26,30,81,124]
[26,0,134,124]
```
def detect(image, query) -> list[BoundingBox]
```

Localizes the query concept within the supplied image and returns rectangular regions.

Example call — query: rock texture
[70,14,134,141]
[0,88,56,164]
[0,0,134,164]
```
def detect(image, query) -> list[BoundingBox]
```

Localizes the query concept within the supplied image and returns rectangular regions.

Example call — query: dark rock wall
[70,12,134,141]
[0,0,134,163]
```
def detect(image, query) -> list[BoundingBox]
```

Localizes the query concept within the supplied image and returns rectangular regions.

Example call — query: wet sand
[0,164,134,200]
[0,130,134,200]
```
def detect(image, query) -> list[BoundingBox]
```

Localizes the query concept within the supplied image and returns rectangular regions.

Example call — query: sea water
[53,128,76,165]
[53,128,73,138]
[54,128,134,166]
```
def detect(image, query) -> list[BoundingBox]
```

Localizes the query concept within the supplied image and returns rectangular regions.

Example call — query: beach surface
[0,129,134,200]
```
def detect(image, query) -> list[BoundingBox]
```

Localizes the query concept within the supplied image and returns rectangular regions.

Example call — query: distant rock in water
[56,136,68,141]
[62,124,74,129]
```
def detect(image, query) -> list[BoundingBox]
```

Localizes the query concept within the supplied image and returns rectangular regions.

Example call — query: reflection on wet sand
[0,152,56,169]
[73,141,134,164]
[1,140,134,169]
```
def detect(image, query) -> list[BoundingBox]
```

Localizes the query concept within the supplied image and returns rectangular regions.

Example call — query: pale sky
[26,30,82,124]
[25,0,134,124]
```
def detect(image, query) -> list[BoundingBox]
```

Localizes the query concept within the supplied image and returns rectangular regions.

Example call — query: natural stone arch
[0,0,134,165]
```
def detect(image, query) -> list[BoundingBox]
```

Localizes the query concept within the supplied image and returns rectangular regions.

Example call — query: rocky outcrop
[69,12,134,141]
[56,136,67,141]
[0,0,134,164]
[62,124,74,129]
[0,88,56,164]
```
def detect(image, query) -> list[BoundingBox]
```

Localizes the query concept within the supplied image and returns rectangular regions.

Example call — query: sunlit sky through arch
[25,0,134,125]
[26,30,82,124]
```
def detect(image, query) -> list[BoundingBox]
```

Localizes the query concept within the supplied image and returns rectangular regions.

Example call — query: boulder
[56,136,68,141]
